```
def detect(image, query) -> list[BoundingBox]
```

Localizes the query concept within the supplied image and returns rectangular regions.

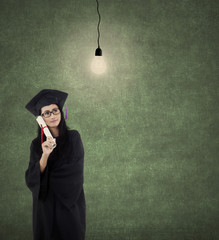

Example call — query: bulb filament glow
[91,56,106,74]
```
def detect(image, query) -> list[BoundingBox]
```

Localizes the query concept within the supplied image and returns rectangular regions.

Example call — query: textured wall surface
[0,0,218,239]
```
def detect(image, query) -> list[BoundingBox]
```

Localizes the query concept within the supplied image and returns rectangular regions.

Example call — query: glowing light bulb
[91,55,106,74]
[92,1,106,75]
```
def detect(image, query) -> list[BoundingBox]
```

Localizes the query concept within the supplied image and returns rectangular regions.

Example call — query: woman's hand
[42,136,56,156]
[40,137,56,173]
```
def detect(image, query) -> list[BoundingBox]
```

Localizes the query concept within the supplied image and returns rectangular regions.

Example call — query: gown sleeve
[25,141,49,200]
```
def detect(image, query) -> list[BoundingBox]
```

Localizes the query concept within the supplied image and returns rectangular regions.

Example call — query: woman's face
[41,104,61,129]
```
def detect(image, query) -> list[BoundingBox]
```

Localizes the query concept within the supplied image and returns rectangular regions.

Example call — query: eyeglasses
[41,108,60,118]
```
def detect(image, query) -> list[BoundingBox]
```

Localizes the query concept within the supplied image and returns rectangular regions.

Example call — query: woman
[25,89,86,240]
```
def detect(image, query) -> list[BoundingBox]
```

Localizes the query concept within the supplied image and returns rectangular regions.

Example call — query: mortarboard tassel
[65,105,68,120]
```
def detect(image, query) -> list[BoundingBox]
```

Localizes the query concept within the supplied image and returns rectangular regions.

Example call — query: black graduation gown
[25,130,86,240]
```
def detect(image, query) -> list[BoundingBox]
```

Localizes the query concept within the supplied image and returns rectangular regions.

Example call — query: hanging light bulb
[91,48,106,75]
[91,0,106,74]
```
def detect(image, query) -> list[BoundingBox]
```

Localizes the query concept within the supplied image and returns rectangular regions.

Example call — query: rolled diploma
[36,116,56,148]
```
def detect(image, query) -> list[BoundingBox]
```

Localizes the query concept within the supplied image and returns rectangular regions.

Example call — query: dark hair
[36,105,70,153]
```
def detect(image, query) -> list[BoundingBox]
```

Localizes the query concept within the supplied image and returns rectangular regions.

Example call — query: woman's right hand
[41,136,56,156]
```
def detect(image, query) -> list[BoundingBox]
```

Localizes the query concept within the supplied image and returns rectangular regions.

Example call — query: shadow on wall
[0,222,32,240]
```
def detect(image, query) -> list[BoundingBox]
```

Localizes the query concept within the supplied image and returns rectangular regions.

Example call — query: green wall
[0,0,218,239]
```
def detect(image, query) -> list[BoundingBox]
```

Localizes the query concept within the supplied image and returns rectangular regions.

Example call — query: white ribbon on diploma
[36,116,56,148]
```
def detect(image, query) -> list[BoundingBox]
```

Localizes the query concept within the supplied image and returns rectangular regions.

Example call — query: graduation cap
[25,89,68,117]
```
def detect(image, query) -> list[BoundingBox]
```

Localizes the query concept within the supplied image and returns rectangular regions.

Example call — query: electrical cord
[96,0,101,48]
